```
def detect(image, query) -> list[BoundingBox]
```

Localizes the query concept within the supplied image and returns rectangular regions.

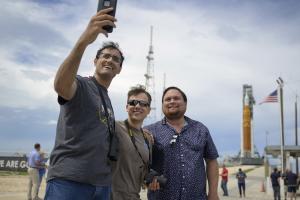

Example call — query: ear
[126,104,129,113]
[116,65,122,74]
[146,107,151,115]
[94,58,98,66]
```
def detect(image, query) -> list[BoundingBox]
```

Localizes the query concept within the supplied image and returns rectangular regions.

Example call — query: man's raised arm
[54,8,116,100]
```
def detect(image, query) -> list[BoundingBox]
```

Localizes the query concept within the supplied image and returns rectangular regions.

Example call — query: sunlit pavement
[140,166,274,200]
[0,166,274,200]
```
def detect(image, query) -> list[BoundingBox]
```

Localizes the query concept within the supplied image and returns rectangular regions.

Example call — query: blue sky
[0,0,299,157]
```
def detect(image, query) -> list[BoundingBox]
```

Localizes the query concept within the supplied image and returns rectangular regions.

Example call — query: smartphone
[97,0,118,33]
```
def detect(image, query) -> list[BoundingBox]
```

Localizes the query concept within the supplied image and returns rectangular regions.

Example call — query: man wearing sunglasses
[45,8,123,200]
[146,86,219,200]
[111,85,152,200]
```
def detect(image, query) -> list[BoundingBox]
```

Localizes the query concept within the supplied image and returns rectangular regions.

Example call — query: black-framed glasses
[127,100,150,107]
[100,53,122,63]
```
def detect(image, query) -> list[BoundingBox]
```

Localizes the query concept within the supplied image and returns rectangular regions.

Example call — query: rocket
[243,92,251,157]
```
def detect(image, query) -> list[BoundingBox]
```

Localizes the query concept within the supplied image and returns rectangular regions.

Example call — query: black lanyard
[91,76,116,161]
[124,120,151,167]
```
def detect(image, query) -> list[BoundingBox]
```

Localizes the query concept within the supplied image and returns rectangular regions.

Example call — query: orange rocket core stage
[243,105,251,152]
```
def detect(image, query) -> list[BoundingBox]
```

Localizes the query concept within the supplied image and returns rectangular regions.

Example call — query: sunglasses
[127,99,150,107]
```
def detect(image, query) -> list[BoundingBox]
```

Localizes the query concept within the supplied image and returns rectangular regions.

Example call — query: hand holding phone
[97,0,118,33]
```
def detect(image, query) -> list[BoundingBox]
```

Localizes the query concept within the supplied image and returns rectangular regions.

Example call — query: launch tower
[144,26,156,123]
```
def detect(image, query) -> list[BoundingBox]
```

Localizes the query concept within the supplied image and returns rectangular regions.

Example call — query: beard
[164,109,185,120]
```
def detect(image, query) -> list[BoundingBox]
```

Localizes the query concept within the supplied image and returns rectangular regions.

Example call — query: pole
[266,131,269,146]
[295,95,298,174]
[277,77,285,172]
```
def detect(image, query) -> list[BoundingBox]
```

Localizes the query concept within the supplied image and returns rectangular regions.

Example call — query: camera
[145,169,167,188]
[107,133,119,161]
[97,0,118,33]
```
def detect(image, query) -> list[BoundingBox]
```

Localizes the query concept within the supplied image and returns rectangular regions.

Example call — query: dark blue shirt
[270,171,280,187]
[287,172,298,186]
[236,171,247,184]
[145,117,219,200]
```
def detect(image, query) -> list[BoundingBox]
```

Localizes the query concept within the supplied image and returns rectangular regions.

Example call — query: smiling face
[126,92,151,124]
[162,89,187,120]
[94,47,122,80]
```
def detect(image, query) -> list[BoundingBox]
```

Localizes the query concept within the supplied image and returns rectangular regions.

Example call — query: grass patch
[243,168,254,174]
[0,171,27,176]
[232,166,260,175]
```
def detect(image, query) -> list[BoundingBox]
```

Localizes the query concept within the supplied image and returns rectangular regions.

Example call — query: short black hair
[127,85,152,106]
[34,143,40,149]
[95,41,124,67]
[162,86,187,103]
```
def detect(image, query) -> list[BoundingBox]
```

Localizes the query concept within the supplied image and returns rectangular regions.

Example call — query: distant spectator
[282,168,290,200]
[286,169,298,200]
[236,168,247,198]
[27,143,43,200]
[220,164,229,196]
[270,167,281,200]
[37,151,47,194]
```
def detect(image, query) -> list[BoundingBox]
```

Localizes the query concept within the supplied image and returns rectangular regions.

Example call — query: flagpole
[295,95,298,174]
[277,77,285,171]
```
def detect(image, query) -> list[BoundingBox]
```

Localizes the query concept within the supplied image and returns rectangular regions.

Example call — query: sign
[0,156,28,172]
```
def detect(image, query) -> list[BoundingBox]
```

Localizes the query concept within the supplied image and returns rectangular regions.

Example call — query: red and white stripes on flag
[259,90,278,105]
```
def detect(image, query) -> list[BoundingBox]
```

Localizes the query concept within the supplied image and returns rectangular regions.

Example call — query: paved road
[220,166,272,200]
[140,166,273,200]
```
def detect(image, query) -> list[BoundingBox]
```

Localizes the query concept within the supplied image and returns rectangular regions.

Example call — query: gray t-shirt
[47,75,114,186]
[111,121,150,200]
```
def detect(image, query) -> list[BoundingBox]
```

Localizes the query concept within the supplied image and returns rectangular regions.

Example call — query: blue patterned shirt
[145,117,219,200]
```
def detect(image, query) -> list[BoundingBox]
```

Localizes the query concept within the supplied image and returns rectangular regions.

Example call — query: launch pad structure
[221,85,263,166]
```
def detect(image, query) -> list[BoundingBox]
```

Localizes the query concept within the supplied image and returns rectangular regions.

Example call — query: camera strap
[91,76,116,161]
[124,120,150,167]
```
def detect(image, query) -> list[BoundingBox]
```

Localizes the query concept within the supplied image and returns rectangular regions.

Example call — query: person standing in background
[236,168,247,198]
[286,169,298,200]
[37,151,47,195]
[270,167,281,200]
[282,168,290,200]
[27,143,43,200]
[220,164,229,196]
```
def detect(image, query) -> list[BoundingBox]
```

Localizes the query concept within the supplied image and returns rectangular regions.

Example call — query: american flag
[259,90,278,105]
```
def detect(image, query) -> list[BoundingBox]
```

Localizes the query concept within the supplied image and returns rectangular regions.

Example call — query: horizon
[0,0,299,157]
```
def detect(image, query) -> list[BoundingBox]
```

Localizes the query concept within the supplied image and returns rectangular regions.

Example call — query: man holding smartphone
[44,8,123,200]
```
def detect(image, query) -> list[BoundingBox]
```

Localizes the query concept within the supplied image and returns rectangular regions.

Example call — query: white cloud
[0,54,57,109]
[46,120,57,125]
[1,0,300,154]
